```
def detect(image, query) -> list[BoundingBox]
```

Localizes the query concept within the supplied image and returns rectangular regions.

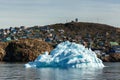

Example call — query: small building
[20,26,26,30]
[5,29,10,34]
[58,29,64,34]
[2,37,12,42]
[50,29,54,32]
[109,46,120,53]
[45,37,52,42]
[75,18,78,22]
[110,42,119,47]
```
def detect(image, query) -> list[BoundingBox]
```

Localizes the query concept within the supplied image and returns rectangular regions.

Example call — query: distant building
[2,37,12,42]
[75,18,78,22]
[109,46,120,53]
[110,42,119,47]
[20,26,26,30]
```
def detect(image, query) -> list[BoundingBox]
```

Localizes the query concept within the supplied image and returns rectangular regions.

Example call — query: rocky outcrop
[102,53,120,62]
[0,39,53,62]
[0,42,8,61]
[0,47,5,61]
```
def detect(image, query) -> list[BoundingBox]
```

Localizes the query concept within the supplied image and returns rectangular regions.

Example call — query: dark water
[0,62,120,80]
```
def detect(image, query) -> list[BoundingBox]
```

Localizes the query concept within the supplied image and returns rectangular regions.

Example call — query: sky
[0,0,120,28]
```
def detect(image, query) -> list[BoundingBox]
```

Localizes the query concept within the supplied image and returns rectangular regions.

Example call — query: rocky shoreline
[0,38,119,62]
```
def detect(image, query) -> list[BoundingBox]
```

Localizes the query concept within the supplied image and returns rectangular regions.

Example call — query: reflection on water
[26,68,103,80]
[0,62,119,80]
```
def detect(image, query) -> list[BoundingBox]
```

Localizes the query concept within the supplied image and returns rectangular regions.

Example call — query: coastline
[0,22,119,62]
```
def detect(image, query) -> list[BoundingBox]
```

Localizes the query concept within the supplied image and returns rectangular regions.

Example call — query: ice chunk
[25,41,104,68]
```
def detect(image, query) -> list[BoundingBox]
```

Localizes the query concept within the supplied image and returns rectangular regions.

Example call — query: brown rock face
[0,47,5,61]
[102,53,120,62]
[3,39,53,62]
[109,53,120,62]
[101,56,110,62]
[0,42,8,61]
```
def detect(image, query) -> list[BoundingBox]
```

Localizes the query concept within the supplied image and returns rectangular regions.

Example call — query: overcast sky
[0,0,120,28]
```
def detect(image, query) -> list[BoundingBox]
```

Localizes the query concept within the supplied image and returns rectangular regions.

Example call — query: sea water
[0,62,119,80]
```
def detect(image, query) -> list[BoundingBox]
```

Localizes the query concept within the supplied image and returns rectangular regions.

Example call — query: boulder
[3,39,53,62]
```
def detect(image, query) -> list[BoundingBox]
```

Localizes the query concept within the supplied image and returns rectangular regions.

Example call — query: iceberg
[25,41,104,68]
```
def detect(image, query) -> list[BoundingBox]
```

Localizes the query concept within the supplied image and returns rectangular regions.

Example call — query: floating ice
[25,41,104,68]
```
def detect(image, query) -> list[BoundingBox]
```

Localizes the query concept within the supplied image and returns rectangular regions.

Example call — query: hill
[49,22,118,38]
[47,22,120,47]
[0,22,120,62]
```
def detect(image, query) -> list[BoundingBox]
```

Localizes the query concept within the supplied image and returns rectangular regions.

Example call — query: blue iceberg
[25,41,104,68]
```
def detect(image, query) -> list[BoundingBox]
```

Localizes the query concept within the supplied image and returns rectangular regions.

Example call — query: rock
[0,47,5,61]
[101,56,110,62]
[109,53,120,62]
[102,53,120,62]
[0,42,9,49]
[3,39,53,62]
[0,42,8,61]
